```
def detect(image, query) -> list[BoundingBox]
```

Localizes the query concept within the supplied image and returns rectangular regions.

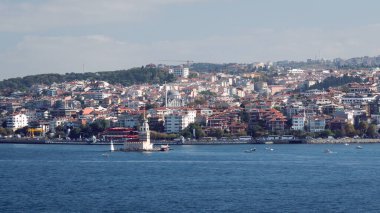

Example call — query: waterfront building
[101,127,139,141]
[6,113,28,131]
[123,116,153,151]
[308,116,326,132]
[291,115,305,131]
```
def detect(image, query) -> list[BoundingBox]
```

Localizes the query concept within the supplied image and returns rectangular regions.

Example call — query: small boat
[264,141,274,145]
[244,148,256,153]
[160,144,170,151]
[265,147,274,151]
[356,145,363,149]
[344,143,349,146]
[324,149,333,154]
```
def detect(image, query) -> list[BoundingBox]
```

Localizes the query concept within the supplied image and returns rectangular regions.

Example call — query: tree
[344,123,357,137]
[68,127,82,139]
[367,124,378,138]
[250,125,266,138]
[145,102,158,110]
[55,125,66,138]
[0,127,7,136]
[188,73,198,78]
[0,67,177,93]
[318,129,334,138]
[357,121,369,137]
[15,126,28,136]
[207,128,223,138]
[181,123,205,139]
[239,110,249,123]
[150,131,178,140]
[333,129,346,138]
[90,119,110,136]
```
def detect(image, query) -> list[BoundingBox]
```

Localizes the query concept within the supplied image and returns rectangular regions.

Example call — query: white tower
[123,112,153,151]
[139,115,153,150]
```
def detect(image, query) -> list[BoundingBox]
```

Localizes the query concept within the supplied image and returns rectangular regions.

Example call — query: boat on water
[160,144,170,151]
[356,145,363,149]
[265,147,274,151]
[344,143,349,146]
[324,149,333,154]
[264,141,274,145]
[244,148,256,153]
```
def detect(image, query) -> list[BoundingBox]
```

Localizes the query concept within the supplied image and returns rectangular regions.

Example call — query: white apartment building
[7,114,28,131]
[164,114,190,133]
[169,66,189,78]
[164,110,196,134]
[340,95,377,105]
[291,115,305,131]
[302,89,327,96]
[288,68,304,74]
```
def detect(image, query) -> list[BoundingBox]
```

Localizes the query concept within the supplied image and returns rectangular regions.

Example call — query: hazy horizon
[1,0,380,79]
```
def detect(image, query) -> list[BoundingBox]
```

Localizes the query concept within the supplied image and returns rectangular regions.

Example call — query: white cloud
[1,25,380,79]
[0,0,203,32]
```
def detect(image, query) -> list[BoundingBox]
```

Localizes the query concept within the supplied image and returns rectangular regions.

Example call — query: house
[308,116,326,132]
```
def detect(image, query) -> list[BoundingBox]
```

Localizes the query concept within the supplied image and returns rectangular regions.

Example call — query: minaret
[165,83,168,108]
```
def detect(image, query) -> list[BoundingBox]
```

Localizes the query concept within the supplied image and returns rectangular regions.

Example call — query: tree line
[308,75,365,90]
[0,67,176,94]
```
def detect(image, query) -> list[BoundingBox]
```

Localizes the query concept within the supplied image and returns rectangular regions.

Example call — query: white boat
[324,149,333,154]
[344,143,349,146]
[264,141,274,145]
[110,140,115,152]
[265,147,274,151]
[160,144,170,151]
[244,148,256,153]
[356,145,363,149]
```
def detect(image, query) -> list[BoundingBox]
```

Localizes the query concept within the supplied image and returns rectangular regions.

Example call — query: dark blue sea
[1,143,380,212]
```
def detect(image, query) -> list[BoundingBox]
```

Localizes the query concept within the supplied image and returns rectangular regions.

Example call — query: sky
[1,0,380,79]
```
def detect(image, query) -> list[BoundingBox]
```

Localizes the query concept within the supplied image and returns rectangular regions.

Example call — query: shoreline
[1,138,380,145]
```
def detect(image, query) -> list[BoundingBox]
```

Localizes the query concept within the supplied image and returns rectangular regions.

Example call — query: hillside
[0,67,175,93]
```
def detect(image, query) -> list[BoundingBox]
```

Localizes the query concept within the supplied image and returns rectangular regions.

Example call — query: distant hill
[0,67,175,93]
[308,75,366,90]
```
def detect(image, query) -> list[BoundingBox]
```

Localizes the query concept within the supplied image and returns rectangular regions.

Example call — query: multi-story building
[169,66,189,78]
[341,94,377,105]
[291,115,305,131]
[117,113,140,128]
[7,114,28,131]
[308,116,326,132]
[164,113,191,133]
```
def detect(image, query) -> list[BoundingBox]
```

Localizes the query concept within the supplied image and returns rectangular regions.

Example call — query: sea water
[0,143,380,212]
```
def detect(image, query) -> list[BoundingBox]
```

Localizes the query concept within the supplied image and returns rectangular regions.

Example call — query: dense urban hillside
[0,67,175,92]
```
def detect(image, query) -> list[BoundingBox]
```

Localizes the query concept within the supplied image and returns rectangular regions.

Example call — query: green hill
[0,67,175,93]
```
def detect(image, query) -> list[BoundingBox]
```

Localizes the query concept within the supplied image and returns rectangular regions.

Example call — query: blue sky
[1,0,380,79]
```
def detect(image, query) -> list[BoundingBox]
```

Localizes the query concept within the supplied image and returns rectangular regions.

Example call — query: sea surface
[1,143,380,212]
